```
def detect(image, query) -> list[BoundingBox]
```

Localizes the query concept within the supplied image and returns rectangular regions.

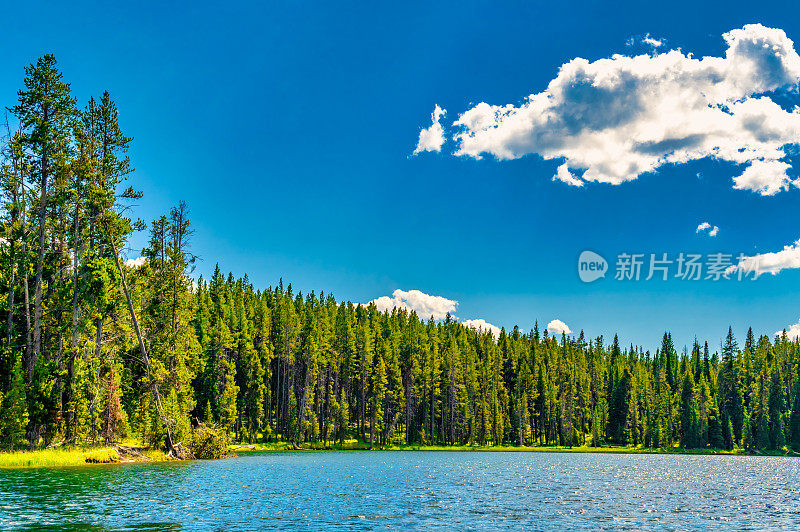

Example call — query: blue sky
[2,0,800,352]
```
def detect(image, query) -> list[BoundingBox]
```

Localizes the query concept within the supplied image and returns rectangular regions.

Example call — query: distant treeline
[1,55,799,453]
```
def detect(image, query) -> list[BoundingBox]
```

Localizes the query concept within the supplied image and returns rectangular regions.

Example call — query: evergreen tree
[679,372,697,448]
[790,369,800,450]
[1,354,28,449]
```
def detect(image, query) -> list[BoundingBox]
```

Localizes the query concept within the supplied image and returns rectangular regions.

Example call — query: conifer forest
[2,55,800,455]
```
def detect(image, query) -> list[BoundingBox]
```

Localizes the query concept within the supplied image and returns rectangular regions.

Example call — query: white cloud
[643,34,663,48]
[547,319,572,335]
[696,222,719,236]
[370,288,457,320]
[414,105,447,154]
[728,237,800,277]
[462,318,501,339]
[435,24,800,195]
[125,256,146,268]
[776,319,800,340]
[553,163,584,187]
[732,159,793,196]
[369,289,505,337]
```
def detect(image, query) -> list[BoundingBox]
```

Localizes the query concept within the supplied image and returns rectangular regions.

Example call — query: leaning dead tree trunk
[104,226,177,456]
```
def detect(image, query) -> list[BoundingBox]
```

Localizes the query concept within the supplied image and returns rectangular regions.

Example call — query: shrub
[190,424,229,459]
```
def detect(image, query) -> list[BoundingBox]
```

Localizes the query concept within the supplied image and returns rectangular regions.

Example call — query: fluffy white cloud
[643,34,663,48]
[553,163,583,187]
[728,237,800,277]
[462,318,501,339]
[414,105,447,154]
[436,25,800,195]
[125,256,147,268]
[732,159,793,196]
[776,319,800,340]
[369,289,457,320]
[547,319,572,335]
[696,222,719,236]
[368,289,506,337]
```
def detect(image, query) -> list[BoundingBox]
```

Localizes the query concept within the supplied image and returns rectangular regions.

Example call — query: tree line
[1,55,800,453]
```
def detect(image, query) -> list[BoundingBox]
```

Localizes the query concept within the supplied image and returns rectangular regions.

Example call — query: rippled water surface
[2,451,800,530]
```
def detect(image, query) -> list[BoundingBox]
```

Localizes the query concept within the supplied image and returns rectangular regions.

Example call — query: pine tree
[790,369,800,450]
[718,327,743,445]
[768,365,785,450]
[607,368,631,444]
[1,354,28,449]
[679,372,697,448]
[369,350,388,446]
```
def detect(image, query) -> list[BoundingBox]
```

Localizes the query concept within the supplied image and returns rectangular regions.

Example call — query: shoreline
[2,442,796,470]
[229,442,799,457]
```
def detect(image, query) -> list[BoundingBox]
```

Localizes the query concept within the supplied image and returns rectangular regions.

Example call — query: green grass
[0,444,176,469]
[0,447,120,468]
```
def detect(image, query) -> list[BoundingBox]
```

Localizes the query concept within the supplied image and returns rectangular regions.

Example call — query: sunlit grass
[0,447,120,468]
[0,442,177,469]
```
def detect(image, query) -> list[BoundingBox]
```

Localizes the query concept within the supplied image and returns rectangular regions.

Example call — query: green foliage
[83,257,120,315]
[190,424,229,459]
[0,355,28,449]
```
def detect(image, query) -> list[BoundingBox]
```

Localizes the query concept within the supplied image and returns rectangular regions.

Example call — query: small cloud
[547,319,572,335]
[553,163,584,187]
[728,237,800,277]
[413,105,447,154]
[696,222,718,236]
[643,33,663,48]
[732,159,797,196]
[462,318,501,339]
[369,288,457,320]
[125,256,147,268]
[776,318,800,340]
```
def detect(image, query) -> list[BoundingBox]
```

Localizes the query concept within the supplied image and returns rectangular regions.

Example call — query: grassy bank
[230,441,798,457]
[0,446,172,469]
[4,441,793,469]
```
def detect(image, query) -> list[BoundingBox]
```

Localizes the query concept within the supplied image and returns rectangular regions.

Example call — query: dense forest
[1,55,800,455]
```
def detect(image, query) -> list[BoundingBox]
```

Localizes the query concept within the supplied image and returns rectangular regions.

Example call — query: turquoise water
[2,451,800,530]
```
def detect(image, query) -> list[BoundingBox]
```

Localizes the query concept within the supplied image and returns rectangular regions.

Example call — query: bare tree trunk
[3,121,17,353]
[20,178,31,371]
[5,213,17,354]
[106,231,176,454]
[31,147,48,381]
[64,200,82,441]
[23,202,31,363]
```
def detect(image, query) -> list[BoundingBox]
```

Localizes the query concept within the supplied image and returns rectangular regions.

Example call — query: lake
[2,451,800,530]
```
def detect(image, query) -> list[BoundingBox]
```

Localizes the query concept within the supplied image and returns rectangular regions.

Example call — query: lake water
[2,451,800,530]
